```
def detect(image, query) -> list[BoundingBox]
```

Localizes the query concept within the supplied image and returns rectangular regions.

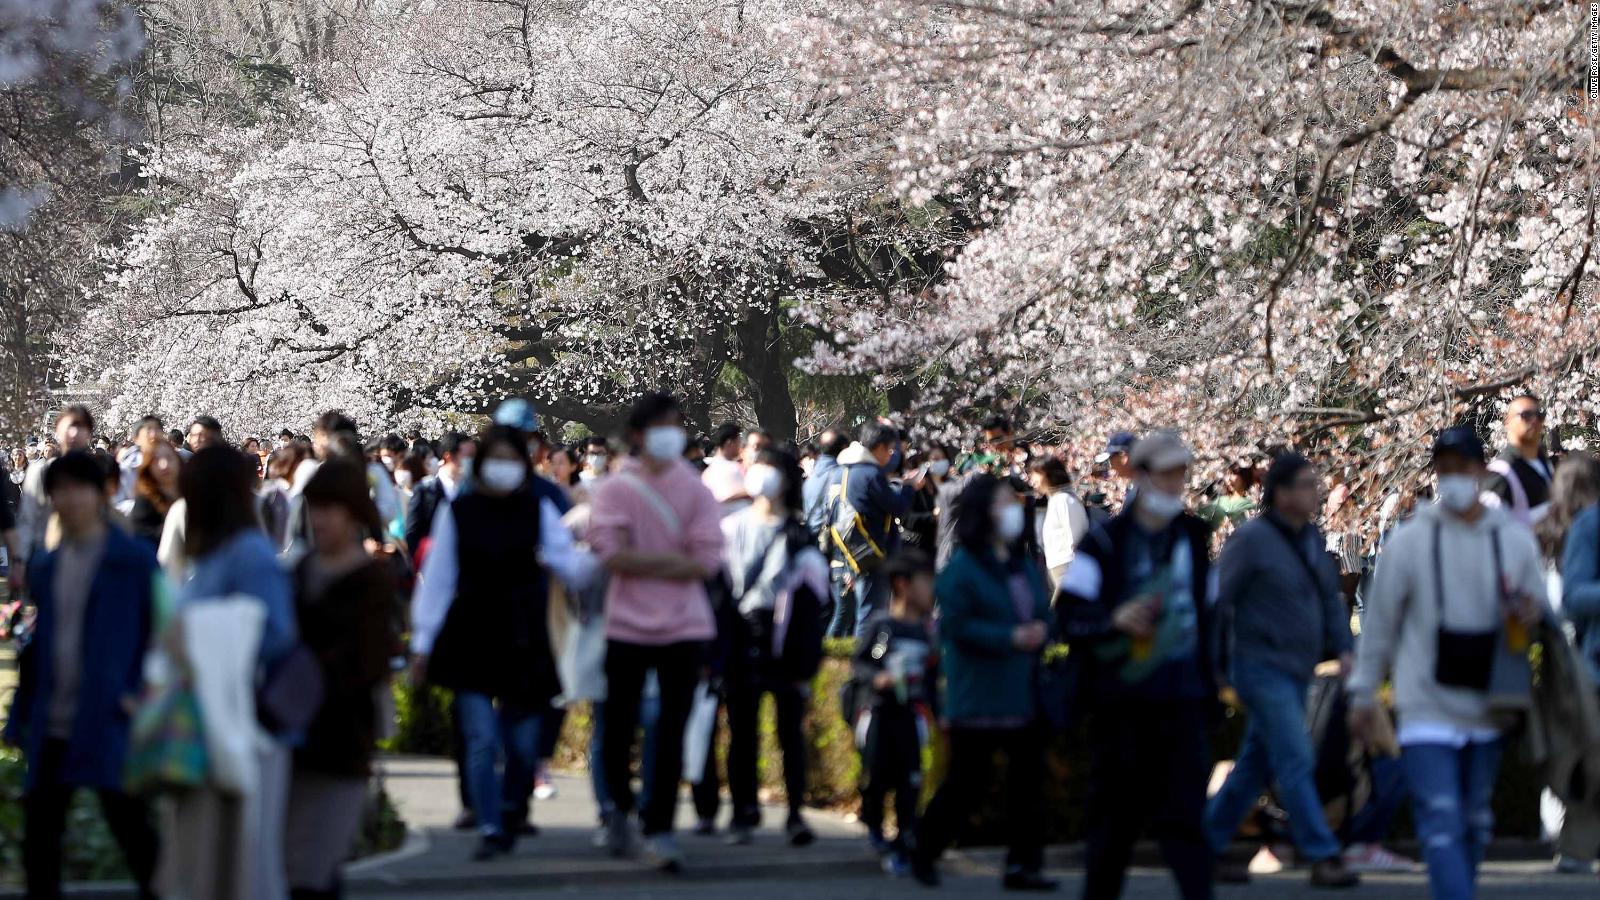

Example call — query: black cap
[1431,426,1486,464]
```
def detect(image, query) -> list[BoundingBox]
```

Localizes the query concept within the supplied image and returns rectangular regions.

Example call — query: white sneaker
[534,781,558,801]
[645,834,685,873]
[1248,845,1284,875]
[1342,843,1421,873]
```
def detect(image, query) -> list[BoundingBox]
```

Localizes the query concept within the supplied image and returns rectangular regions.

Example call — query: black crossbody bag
[1431,520,1502,693]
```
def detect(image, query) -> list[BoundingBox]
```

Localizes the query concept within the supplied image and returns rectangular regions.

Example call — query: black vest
[426,488,556,704]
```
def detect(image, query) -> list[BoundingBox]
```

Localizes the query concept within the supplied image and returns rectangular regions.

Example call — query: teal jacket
[935,546,1052,725]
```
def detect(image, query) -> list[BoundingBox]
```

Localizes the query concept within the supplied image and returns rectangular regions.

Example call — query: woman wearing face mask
[719,448,829,847]
[587,393,726,872]
[387,448,430,543]
[409,424,597,861]
[910,474,1056,891]
[901,445,951,553]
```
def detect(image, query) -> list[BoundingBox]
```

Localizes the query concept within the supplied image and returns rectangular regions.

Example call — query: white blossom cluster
[75,0,917,436]
[796,0,1594,541]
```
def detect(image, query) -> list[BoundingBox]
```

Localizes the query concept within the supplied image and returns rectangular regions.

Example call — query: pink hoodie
[588,456,725,646]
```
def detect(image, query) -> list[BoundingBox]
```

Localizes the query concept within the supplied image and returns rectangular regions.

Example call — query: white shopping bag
[681,681,719,783]
[557,614,608,705]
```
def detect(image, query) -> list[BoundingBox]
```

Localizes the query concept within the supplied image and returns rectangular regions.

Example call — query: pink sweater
[588,457,725,646]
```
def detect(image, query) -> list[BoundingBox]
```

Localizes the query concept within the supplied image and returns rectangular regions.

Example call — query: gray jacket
[1349,502,1548,732]
[1216,511,1352,680]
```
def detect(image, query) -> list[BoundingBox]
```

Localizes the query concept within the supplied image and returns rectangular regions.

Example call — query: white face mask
[928,459,951,478]
[744,464,783,501]
[1436,474,1481,513]
[478,458,525,493]
[426,456,441,475]
[643,426,687,461]
[586,453,609,473]
[995,503,1026,542]
[395,470,414,491]
[1139,487,1186,523]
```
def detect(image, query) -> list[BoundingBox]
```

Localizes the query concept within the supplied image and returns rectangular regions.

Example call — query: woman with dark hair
[389,448,432,543]
[1028,455,1089,589]
[1199,462,1259,531]
[902,444,952,553]
[719,447,829,847]
[911,474,1055,890]
[126,441,181,547]
[283,461,396,898]
[410,424,595,861]
[165,444,297,899]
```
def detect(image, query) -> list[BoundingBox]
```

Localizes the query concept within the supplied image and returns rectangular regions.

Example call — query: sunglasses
[1515,409,1546,422]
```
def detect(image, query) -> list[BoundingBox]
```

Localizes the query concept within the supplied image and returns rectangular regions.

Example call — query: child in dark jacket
[848,550,939,875]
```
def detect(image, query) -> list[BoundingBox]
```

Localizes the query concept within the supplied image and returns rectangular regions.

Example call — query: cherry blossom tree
[0,0,146,438]
[78,0,954,440]
[798,0,1594,538]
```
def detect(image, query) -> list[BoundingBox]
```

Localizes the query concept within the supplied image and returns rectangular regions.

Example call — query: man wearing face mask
[1056,430,1217,900]
[588,393,725,872]
[581,437,612,485]
[1349,426,1546,900]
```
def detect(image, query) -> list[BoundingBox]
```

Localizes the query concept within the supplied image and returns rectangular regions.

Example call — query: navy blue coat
[7,526,157,790]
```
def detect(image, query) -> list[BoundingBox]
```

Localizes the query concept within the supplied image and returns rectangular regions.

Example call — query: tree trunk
[735,299,797,443]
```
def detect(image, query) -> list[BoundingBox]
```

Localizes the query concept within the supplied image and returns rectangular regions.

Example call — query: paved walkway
[348,755,882,894]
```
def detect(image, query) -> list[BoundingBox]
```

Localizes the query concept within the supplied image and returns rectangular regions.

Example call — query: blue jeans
[1347,753,1407,845]
[456,692,542,839]
[826,566,854,638]
[1402,740,1503,900]
[850,570,890,639]
[1204,661,1340,862]
[588,675,662,820]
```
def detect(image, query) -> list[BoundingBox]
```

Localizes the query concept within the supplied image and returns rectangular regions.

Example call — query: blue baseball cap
[1094,431,1138,464]
[492,398,540,433]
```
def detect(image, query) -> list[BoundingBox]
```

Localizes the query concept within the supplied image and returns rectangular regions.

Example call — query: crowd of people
[1,392,1598,900]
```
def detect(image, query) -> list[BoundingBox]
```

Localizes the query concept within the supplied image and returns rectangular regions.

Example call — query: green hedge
[383,644,1544,841]
[0,748,407,885]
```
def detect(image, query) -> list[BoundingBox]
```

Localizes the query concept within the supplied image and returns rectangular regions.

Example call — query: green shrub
[0,747,407,885]
[381,649,1546,841]
[0,747,130,885]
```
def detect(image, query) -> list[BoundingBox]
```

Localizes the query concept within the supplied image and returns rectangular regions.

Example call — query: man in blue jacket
[803,429,850,630]
[6,451,159,900]
[829,423,918,637]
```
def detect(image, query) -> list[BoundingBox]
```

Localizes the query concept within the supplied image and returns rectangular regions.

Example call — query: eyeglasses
[1515,409,1546,422]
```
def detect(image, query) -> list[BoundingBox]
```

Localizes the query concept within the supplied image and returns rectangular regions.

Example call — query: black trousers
[859,707,923,844]
[914,725,1045,873]
[726,676,808,827]
[602,639,701,836]
[24,738,159,900]
[1083,701,1214,900]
